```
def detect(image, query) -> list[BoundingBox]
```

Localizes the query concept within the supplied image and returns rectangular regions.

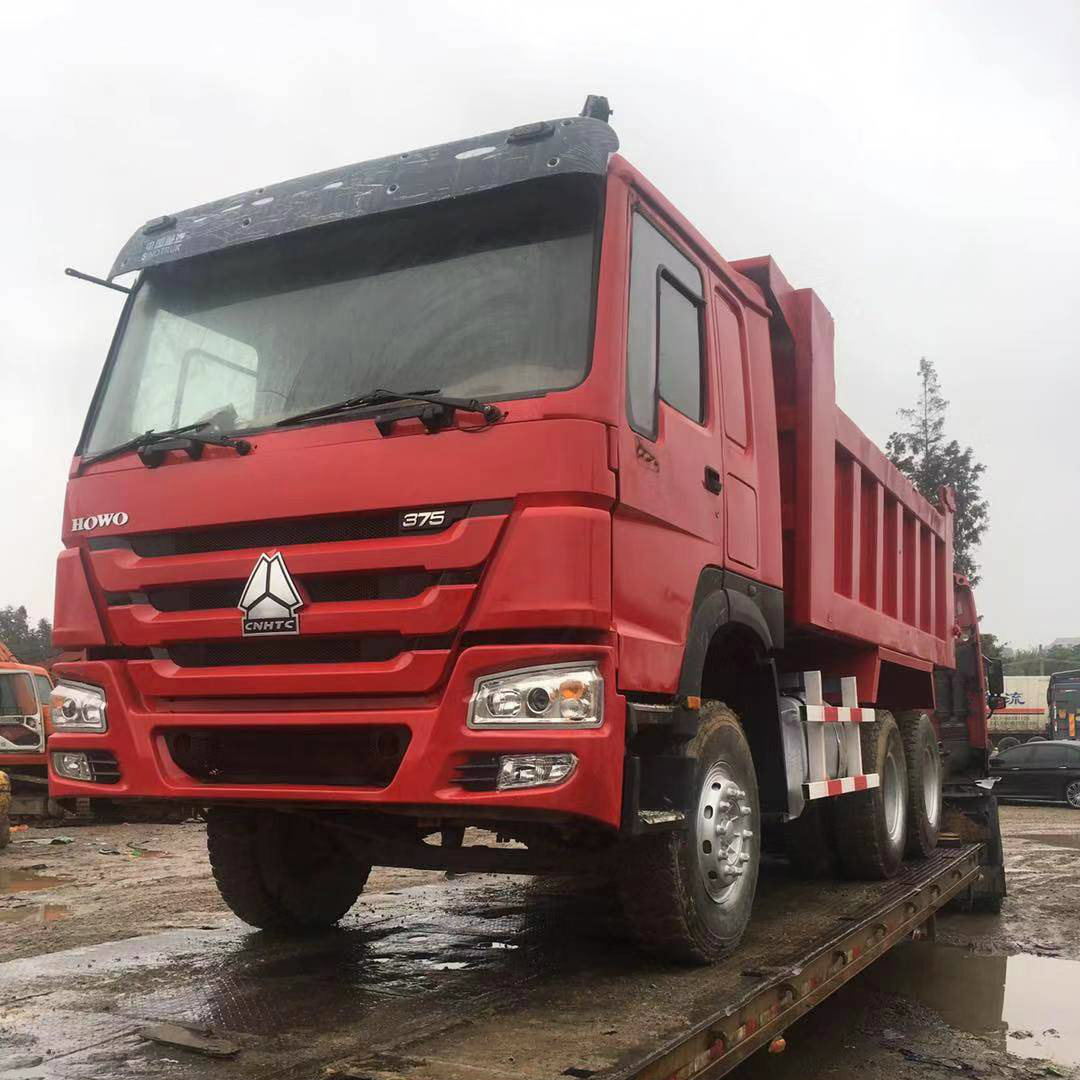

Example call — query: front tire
[897,711,942,858]
[207,808,370,932]
[832,711,908,879]
[617,702,760,965]
[1066,780,1080,810]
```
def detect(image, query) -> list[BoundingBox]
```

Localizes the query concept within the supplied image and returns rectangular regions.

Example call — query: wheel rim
[1066,781,1080,809]
[882,746,905,846]
[696,761,754,904]
[922,739,942,828]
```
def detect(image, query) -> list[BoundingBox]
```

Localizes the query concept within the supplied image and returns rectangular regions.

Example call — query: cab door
[612,205,724,693]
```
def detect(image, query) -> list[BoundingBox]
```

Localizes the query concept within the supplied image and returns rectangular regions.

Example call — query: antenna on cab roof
[580,95,613,123]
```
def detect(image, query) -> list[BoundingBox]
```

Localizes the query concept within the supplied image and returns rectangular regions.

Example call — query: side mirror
[986,657,1004,696]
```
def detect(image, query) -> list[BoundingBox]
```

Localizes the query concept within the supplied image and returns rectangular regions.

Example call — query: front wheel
[617,702,760,965]
[1066,780,1080,810]
[207,808,370,932]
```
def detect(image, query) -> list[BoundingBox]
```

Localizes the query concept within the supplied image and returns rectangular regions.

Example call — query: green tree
[886,357,989,585]
[0,606,56,664]
[980,632,1001,659]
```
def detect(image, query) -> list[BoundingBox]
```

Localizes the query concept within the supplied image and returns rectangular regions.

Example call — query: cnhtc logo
[238,552,303,636]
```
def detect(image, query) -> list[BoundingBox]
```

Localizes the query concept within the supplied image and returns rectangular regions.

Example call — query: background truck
[1047,669,1080,740]
[50,97,1004,961]
[0,642,56,828]
[988,674,1050,748]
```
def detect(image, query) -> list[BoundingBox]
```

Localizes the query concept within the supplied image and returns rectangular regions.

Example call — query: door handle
[703,466,723,495]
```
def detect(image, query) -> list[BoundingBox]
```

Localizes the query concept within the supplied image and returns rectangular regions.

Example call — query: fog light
[52,751,93,782]
[496,753,577,790]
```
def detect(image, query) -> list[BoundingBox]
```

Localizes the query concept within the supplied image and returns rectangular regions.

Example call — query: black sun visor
[108,116,618,280]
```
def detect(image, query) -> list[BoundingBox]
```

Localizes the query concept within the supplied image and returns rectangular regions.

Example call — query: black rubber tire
[1026,736,1046,743]
[996,736,1020,753]
[897,711,942,859]
[0,813,9,850]
[784,799,837,878]
[206,807,370,932]
[832,711,908,880]
[616,702,760,965]
[1065,780,1080,810]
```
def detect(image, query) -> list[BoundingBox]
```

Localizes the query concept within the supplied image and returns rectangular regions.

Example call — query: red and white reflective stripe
[804,774,880,800]
[803,705,875,724]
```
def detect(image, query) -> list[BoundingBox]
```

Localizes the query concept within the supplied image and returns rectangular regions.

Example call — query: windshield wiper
[275,388,503,429]
[80,421,253,471]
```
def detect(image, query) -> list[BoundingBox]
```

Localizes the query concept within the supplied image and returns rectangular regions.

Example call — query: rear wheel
[996,737,1020,753]
[1066,781,1080,810]
[897,711,942,858]
[617,702,760,965]
[832,711,908,879]
[206,807,370,932]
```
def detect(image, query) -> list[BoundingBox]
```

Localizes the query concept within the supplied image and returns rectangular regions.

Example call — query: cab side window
[626,212,705,438]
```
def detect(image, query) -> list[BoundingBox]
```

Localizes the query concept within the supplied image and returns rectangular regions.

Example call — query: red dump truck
[50,98,1003,969]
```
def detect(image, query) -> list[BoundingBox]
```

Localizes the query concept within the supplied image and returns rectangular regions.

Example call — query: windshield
[83,176,601,456]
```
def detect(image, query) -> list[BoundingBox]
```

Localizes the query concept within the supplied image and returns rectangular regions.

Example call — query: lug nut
[738,804,752,816]
[742,829,754,839]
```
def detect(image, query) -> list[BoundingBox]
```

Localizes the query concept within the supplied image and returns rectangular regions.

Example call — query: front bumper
[49,644,625,828]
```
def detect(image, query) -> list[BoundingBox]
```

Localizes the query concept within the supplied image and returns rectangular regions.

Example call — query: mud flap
[941,787,1006,912]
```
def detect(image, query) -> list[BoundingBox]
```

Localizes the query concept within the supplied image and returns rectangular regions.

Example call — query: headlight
[468,664,603,728]
[50,681,108,733]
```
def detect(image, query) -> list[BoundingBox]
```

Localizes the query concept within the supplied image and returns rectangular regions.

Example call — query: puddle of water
[1016,832,1080,852]
[0,904,70,926]
[867,942,1080,1066]
[0,868,71,894]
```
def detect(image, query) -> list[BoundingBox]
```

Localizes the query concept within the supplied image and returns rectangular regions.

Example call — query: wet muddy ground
[1,805,1077,1079]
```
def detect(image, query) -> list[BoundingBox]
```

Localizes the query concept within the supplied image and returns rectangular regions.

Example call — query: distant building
[1049,637,1080,649]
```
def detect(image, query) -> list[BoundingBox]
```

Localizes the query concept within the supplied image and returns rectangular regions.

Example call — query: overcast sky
[1,1,1076,648]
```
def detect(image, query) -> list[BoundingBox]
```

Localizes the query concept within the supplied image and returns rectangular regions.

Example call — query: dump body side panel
[734,256,956,686]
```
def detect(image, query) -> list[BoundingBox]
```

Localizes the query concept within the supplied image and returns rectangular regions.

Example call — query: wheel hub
[696,762,754,903]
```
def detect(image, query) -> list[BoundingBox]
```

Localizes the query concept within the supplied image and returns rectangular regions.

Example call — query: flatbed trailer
[317,837,991,1080]
[0,812,999,1079]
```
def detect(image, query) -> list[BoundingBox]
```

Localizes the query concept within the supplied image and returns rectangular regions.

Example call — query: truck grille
[166,635,454,668]
[90,499,510,557]
[107,567,481,612]
[165,726,410,787]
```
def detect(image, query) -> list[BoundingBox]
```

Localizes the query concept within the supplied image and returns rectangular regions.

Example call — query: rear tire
[996,737,1020,753]
[206,807,370,932]
[832,711,908,879]
[617,702,760,965]
[897,711,942,858]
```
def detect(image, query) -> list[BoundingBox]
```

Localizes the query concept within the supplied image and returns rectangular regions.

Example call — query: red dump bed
[734,257,956,679]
